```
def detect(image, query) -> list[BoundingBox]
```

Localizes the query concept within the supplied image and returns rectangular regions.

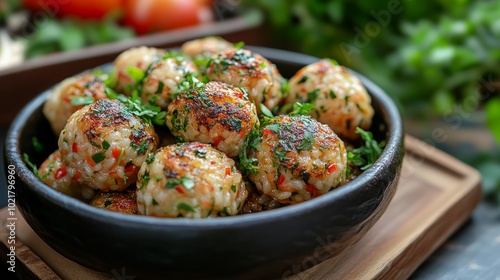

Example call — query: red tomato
[22,0,124,20]
[122,0,214,35]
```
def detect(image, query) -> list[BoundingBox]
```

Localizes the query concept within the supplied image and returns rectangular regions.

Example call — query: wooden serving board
[0,135,483,280]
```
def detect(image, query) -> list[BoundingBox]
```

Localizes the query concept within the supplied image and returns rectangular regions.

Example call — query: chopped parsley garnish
[116,94,166,126]
[177,202,196,212]
[70,96,95,106]
[102,140,110,150]
[23,153,39,177]
[146,154,155,164]
[297,75,309,84]
[126,66,145,83]
[164,175,195,190]
[194,148,207,158]
[131,140,149,155]
[289,102,315,116]
[156,81,165,94]
[231,185,237,192]
[260,103,274,118]
[32,137,44,153]
[92,152,106,164]
[307,89,320,103]
[347,127,385,170]
[139,171,150,189]
[298,132,314,151]
[234,41,245,49]
[152,198,159,206]
[227,116,242,132]
[329,90,337,99]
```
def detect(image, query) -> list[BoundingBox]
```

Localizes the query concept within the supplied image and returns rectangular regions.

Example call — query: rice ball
[181,36,235,71]
[181,36,234,58]
[38,150,96,201]
[139,51,199,109]
[58,98,159,192]
[285,59,374,140]
[166,81,259,157]
[136,142,248,218]
[205,48,285,113]
[244,115,347,204]
[43,73,107,135]
[113,46,164,94]
[90,188,138,215]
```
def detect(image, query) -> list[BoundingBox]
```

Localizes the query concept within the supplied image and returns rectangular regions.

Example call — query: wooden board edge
[376,176,483,279]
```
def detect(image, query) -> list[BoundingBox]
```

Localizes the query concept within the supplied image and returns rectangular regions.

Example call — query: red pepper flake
[112,147,121,158]
[306,185,322,197]
[125,165,135,173]
[72,142,78,153]
[277,174,285,186]
[263,128,272,137]
[175,187,185,194]
[225,167,231,176]
[235,91,244,99]
[55,167,67,180]
[213,136,224,147]
[327,163,337,174]
[72,170,81,181]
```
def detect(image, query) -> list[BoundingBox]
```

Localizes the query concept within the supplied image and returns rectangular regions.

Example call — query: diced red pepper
[112,147,121,158]
[72,142,78,153]
[277,174,285,186]
[225,167,231,176]
[125,165,135,173]
[175,187,185,194]
[72,170,81,181]
[54,167,67,180]
[213,136,224,147]
[327,163,337,174]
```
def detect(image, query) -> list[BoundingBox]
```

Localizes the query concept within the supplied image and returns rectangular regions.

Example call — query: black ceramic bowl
[4,46,404,280]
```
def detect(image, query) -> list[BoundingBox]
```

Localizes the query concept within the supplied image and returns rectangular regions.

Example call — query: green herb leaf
[32,137,44,153]
[298,132,314,151]
[181,176,195,190]
[23,153,39,178]
[126,67,145,83]
[102,140,110,150]
[347,127,385,170]
[70,96,95,106]
[260,103,274,118]
[289,102,315,116]
[177,202,196,213]
[92,152,106,164]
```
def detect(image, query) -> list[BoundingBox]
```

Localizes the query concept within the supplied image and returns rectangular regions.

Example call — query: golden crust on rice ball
[139,52,199,109]
[136,142,248,218]
[245,115,347,204]
[43,74,107,135]
[285,59,374,140]
[205,48,285,114]
[58,98,159,192]
[166,81,259,157]
[39,150,95,201]
[113,46,164,94]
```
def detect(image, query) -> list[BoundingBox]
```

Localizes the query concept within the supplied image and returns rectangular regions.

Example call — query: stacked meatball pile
[39,36,374,218]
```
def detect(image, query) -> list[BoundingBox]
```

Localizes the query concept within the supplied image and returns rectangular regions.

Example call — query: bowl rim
[5,45,404,229]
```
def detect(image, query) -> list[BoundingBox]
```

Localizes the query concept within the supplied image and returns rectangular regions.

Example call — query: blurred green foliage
[24,15,135,58]
[243,0,500,200]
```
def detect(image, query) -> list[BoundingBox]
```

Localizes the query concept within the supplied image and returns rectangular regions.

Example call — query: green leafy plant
[22,15,135,58]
